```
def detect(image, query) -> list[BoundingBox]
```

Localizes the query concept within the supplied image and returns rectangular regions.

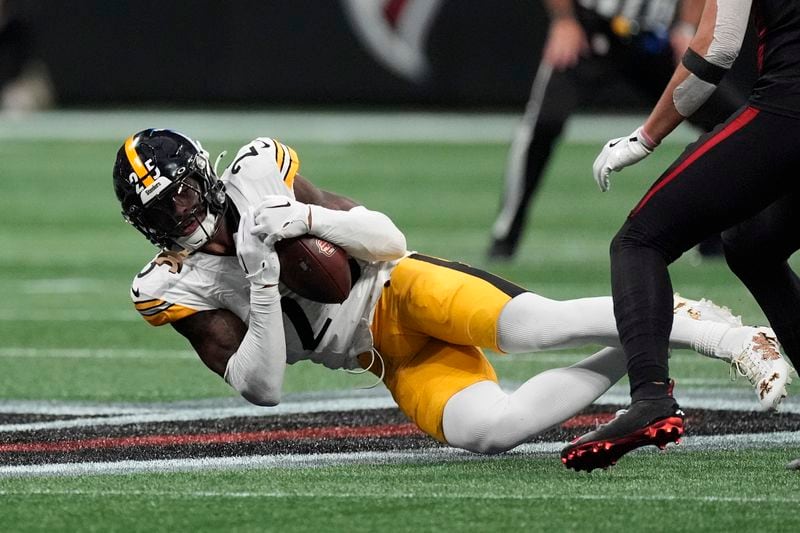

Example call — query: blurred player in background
[563,0,800,471]
[113,128,788,456]
[488,0,745,261]
[0,0,53,112]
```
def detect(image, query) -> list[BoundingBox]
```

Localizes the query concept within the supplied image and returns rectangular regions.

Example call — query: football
[275,235,352,303]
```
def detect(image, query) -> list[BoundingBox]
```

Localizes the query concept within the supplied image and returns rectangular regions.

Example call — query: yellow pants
[365,254,526,442]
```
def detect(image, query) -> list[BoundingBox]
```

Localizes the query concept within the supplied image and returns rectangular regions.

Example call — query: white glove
[250,195,311,245]
[236,206,280,286]
[592,126,656,192]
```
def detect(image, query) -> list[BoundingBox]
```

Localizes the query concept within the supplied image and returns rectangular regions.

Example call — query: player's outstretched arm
[592,0,751,191]
[643,0,751,143]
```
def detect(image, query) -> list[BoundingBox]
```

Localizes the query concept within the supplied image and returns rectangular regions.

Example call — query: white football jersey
[130,137,397,370]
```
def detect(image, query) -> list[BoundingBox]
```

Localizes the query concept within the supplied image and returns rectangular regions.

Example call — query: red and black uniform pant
[611,105,800,395]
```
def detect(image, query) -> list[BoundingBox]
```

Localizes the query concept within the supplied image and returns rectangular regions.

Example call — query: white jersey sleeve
[131,251,251,327]
[221,137,300,210]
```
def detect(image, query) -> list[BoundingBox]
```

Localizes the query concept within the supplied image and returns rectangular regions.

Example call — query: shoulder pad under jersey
[130,251,205,326]
[222,137,300,198]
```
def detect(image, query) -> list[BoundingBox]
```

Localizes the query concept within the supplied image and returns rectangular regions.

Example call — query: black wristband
[682,47,728,85]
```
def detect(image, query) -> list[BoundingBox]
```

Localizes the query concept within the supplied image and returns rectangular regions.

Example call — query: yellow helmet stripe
[124,135,155,187]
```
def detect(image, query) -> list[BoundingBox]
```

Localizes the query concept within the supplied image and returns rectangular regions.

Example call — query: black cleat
[561,397,685,472]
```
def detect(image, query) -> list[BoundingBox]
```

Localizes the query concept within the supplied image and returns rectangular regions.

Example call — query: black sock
[631,381,671,402]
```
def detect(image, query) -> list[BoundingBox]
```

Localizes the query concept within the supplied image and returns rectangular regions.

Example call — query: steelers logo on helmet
[112,129,226,252]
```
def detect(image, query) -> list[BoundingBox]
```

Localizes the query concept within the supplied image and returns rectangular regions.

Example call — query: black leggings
[610,106,800,393]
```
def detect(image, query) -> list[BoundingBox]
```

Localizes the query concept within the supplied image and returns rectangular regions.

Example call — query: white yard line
[0,395,398,432]
[1,431,800,480]
[2,386,799,433]
[1,389,799,478]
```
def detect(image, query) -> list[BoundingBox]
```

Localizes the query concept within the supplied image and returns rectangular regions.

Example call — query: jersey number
[232,140,271,174]
[281,297,331,351]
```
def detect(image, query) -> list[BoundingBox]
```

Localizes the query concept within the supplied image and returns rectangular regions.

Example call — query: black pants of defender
[612,106,800,394]
[490,37,745,255]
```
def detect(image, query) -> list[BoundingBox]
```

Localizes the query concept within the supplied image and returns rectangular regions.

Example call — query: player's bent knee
[239,386,281,407]
[611,221,681,262]
[445,420,515,455]
[442,381,518,455]
[610,225,639,256]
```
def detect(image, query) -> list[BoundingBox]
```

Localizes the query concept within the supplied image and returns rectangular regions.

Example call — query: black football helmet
[112,129,226,252]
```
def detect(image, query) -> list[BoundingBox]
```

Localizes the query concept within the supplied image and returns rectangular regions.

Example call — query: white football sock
[442,347,626,454]
[496,292,735,359]
[714,326,760,361]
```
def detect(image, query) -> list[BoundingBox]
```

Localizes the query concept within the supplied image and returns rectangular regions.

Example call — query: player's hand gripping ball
[275,236,352,303]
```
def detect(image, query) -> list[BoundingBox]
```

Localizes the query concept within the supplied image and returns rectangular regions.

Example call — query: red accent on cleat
[561,415,685,472]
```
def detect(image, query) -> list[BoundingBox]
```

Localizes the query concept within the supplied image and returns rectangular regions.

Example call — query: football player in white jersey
[113,128,790,453]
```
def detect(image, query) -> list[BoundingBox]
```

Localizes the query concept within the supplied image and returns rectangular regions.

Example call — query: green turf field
[2,450,800,532]
[2,111,799,532]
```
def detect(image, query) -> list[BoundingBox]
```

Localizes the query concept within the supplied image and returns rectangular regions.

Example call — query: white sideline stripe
[0,396,399,432]
[1,431,800,480]
[3,386,799,433]
[0,110,700,144]
[595,388,800,413]
[0,347,195,360]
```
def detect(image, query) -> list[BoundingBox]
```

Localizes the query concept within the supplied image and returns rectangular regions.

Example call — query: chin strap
[345,348,386,389]
[174,210,219,252]
[213,151,228,176]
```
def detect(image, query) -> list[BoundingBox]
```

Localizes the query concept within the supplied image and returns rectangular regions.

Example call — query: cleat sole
[561,416,684,472]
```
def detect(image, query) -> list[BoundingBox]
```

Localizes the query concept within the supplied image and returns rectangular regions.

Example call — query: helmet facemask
[115,130,226,252]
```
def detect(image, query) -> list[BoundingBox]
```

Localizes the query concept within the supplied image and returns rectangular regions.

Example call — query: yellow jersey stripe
[275,141,286,173]
[285,145,300,189]
[135,298,165,311]
[141,303,198,326]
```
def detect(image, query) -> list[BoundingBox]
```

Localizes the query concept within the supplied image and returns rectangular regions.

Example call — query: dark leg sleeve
[611,222,675,390]
[611,108,800,396]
